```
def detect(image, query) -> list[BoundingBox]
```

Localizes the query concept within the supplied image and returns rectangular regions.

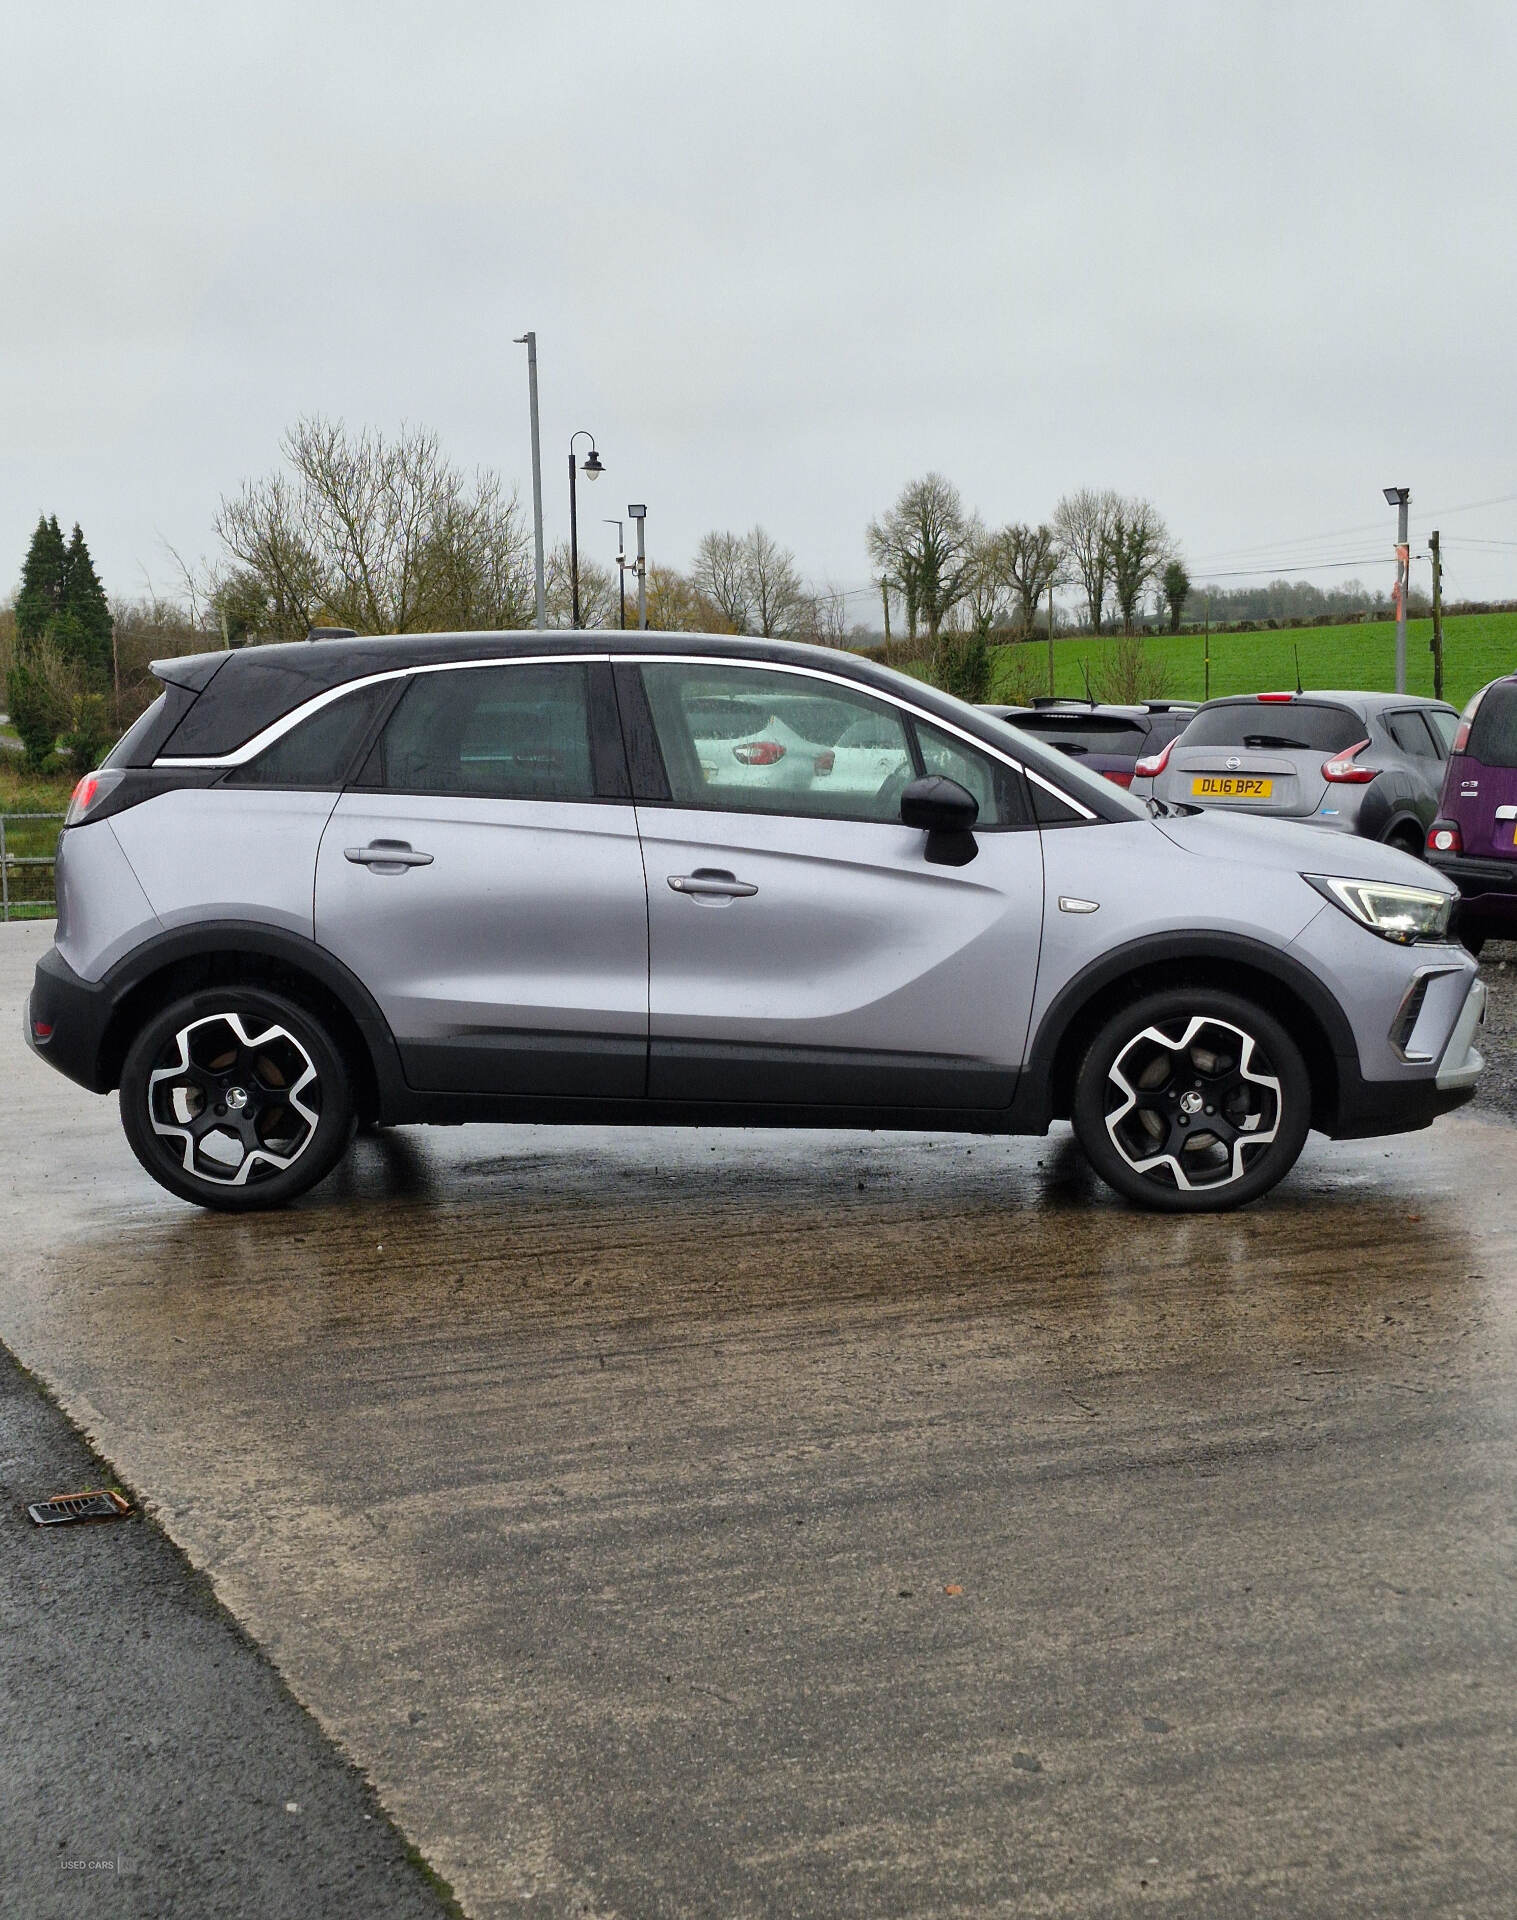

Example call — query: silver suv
[26,633,1485,1213]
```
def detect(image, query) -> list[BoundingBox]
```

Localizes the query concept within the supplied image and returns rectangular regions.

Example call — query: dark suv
[982,700,1198,788]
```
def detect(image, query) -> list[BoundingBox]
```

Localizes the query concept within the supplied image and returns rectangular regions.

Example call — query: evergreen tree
[61,523,113,688]
[14,514,68,642]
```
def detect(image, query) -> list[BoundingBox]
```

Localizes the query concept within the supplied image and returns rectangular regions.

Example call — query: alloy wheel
[1103,1013,1282,1193]
[146,1011,321,1188]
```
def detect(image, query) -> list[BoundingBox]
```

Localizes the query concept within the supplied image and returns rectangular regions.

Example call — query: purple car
[1426,674,1517,950]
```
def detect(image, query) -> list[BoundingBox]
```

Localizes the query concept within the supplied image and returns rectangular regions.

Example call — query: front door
[629,660,1044,1110]
[315,659,649,1097]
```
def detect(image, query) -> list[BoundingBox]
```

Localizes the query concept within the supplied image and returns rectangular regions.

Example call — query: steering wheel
[873,763,917,819]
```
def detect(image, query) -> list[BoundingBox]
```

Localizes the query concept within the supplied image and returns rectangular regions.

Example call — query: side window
[640,664,915,821]
[1386,710,1441,760]
[228,681,392,787]
[366,664,595,800]
[914,719,1027,826]
[1425,709,1458,756]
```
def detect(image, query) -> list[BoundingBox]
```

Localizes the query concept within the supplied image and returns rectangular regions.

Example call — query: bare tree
[1104,498,1171,635]
[792,581,850,647]
[214,417,532,640]
[866,474,981,655]
[744,526,804,637]
[643,565,728,632]
[989,523,1064,637]
[690,531,750,632]
[544,541,617,629]
[1053,488,1120,635]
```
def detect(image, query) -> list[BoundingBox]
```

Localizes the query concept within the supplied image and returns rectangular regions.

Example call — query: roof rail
[306,626,357,642]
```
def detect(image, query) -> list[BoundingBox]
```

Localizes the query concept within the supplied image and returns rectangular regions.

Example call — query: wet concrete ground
[3,920,1516,1917]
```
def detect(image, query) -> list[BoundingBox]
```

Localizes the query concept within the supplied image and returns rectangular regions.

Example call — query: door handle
[667,869,758,898]
[344,841,435,870]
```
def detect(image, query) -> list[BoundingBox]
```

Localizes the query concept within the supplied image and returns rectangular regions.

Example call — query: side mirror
[900,775,979,833]
[900,775,979,866]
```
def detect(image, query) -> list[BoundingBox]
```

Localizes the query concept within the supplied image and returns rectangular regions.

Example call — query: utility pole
[1203,595,1211,701]
[880,579,891,652]
[1429,529,1445,702]
[629,504,648,629]
[1047,583,1056,697]
[514,332,547,629]
[1384,485,1411,693]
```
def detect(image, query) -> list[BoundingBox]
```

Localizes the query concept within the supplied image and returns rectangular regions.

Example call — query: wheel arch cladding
[99,940,388,1122]
[1037,943,1346,1132]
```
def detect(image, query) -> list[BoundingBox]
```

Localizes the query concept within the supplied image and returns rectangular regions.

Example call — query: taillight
[1452,720,1471,753]
[1103,768,1134,787]
[1427,821,1463,855]
[733,740,785,766]
[812,749,835,777]
[64,770,124,825]
[1322,738,1378,783]
[1134,737,1175,779]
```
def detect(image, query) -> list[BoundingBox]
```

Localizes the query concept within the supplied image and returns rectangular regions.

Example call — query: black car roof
[148,629,1138,821]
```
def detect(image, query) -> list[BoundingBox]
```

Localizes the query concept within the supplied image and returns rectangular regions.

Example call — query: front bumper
[1330,973,1484,1135]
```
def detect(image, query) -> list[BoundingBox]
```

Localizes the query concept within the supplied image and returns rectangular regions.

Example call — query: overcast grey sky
[4,1,1515,616]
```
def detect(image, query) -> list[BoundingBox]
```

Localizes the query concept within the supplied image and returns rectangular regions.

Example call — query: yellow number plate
[1192,776,1273,798]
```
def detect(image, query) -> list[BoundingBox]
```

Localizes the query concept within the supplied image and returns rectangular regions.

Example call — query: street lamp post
[628,503,648,630]
[568,432,604,629]
[1383,485,1411,693]
[604,518,627,630]
[512,331,547,629]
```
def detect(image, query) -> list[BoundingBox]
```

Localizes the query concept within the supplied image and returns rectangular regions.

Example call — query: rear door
[625,660,1045,1110]
[315,658,649,1098]
[1452,681,1517,858]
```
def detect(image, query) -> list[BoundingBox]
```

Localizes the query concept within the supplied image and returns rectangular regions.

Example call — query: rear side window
[1181,702,1363,753]
[1426,708,1457,754]
[365,663,595,800]
[1385,710,1442,760]
[1465,683,1517,767]
[227,682,393,787]
[103,694,169,768]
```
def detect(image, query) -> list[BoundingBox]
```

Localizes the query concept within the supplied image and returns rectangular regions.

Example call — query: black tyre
[1071,988,1312,1212]
[119,987,355,1211]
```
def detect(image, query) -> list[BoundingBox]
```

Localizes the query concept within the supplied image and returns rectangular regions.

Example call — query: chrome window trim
[153,645,1101,819]
[153,653,610,768]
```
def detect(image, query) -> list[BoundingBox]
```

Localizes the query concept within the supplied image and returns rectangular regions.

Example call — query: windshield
[1179,701,1363,753]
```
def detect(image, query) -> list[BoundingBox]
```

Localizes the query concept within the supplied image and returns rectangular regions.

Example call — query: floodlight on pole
[604,518,627,630]
[1383,484,1411,692]
[628,504,648,630]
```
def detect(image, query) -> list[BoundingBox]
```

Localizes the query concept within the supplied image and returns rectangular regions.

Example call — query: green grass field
[986,609,1517,711]
[1,764,70,919]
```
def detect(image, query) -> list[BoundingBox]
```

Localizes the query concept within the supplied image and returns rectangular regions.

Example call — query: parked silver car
[1130,689,1458,853]
[27,634,1483,1214]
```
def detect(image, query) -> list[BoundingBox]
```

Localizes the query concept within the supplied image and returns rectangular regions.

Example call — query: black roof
[148,628,1138,821]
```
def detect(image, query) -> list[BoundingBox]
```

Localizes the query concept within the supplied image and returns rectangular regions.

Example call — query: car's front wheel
[1071,988,1312,1211]
[119,987,355,1210]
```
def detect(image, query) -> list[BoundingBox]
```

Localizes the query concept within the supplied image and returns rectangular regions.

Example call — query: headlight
[1305,874,1452,944]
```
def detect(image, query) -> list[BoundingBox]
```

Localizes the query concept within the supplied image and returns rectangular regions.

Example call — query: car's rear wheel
[1071,988,1312,1212]
[119,987,355,1211]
